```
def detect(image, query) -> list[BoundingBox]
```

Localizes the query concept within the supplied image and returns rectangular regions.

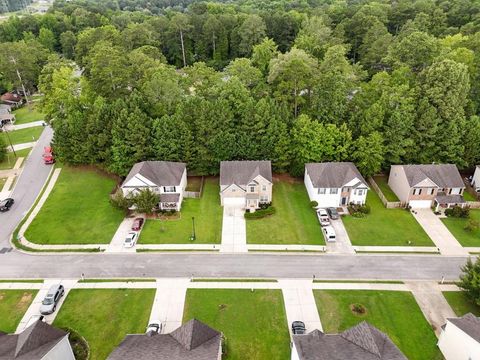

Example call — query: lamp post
[190,216,196,241]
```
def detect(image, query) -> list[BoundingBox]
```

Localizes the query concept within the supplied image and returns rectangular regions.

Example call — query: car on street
[327,207,339,220]
[0,198,14,212]
[40,284,64,315]
[42,146,55,165]
[322,226,336,242]
[131,217,144,231]
[292,321,306,335]
[316,208,330,227]
[146,320,162,334]
[124,231,138,248]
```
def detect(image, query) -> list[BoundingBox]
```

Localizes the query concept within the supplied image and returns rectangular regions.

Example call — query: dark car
[132,217,144,231]
[327,207,339,220]
[0,198,14,212]
[292,321,306,335]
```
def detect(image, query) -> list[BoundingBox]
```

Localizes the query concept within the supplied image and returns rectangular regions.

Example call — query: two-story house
[304,162,369,208]
[219,160,272,211]
[121,161,187,211]
[388,164,466,210]
[438,313,480,360]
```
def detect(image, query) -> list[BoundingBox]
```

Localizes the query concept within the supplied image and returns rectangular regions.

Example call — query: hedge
[244,206,276,219]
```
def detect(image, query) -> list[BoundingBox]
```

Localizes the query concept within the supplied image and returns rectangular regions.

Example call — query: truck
[43,146,55,164]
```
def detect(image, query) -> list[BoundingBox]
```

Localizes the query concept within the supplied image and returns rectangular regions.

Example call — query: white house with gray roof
[438,313,480,360]
[471,166,480,193]
[304,162,369,208]
[121,161,187,211]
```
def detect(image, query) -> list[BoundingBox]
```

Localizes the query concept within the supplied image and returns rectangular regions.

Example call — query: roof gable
[449,313,480,343]
[15,321,66,357]
[306,162,368,189]
[220,161,272,186]
[122,161,186,188]
[401,164,464,188]
[170,319,220,351]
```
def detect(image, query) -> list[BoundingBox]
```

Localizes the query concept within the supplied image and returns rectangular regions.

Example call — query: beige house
[219,160,272,211]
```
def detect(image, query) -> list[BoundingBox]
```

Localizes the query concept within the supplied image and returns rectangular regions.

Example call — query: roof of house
[0,93,22,103]
[448,313,480,342]
[398,164,464,188]
[0,114,14,121]
[220,161,272,187]
[160,193,180,203]
[0,320,68,360]
[435,194,466,205]
[122,161,186,187]
[293,322,407,360]
[305,162,368,189]
[107,319,222,360]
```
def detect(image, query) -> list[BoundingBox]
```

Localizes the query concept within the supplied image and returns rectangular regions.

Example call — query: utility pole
[3,129,16,157]
[10,56,30,107]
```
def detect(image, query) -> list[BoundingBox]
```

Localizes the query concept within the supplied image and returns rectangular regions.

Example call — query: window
[429,188,435,195]
[250,186,255,192]
[260,195,268,202]
[330,188,338,194]
[318,188,326,194]
[357,189,364,196]
[163,186,175,193]
[413,188,421,195]
[262,185,267,191]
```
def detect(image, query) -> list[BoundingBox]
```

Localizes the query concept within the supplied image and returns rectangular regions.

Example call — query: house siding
[472,168,480,190]
[438,322,480,360]
[41,335,75,360]
[388,166,411,203]
[220,175,272,209]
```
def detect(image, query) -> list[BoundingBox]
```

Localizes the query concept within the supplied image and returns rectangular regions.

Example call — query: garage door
[409,200,432,208]
[223,197,245,207]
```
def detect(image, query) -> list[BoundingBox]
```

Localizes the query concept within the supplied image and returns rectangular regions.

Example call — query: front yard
[314,290,442,360]
[343,191,434,246]
[441,209,480,247]
[139,177,222,244]
[372,175,399,202]
[25,166,125,244]
[2,126,44,145]
[0,290,37,332]
[183,289,290,360]
[0,148,30,170]
[12,104,45,125]
[53,289,155,360]
[246,178,324,245]
[443,291,480,316]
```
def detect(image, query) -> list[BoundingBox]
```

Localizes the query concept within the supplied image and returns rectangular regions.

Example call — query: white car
[146,320,162,334]
[123,231,138,248]
[322,226,336,242]
[316,209,330,227]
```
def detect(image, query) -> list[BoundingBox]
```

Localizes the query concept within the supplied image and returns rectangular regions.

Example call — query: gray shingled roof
[107,319,222,360]
[122,161,186,187]
[305,162,368,188]
[293,322,407,360]
[448,313,480,343]
[220,161,272,186]
[435,194,466,205]
[160,193,180,203]
[401,164,464,188]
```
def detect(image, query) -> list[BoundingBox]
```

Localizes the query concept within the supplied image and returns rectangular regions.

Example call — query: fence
[184,176,205,199]
[467,201,480,209]
[368,177,404,209]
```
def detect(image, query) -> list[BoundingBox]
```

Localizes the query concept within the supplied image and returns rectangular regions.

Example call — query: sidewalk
[7,142,36,152]
[221,206,247,253]
[0,157,23,199]
[105,217,137,253]
[10,121,45,130]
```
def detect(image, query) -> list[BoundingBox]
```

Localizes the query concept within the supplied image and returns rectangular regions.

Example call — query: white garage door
[409,200,432,208]
[223,197,245,207]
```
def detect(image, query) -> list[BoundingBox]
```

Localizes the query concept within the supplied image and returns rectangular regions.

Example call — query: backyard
[139,177,222,244]
[372,175,399,202]
[183,289,290,360]
[0,148,30,170]
[53,289,155,360]
[314,290,442,360]
[443,291,480,316]
[246,178,324,245]
[343,190,434,246]
[441,209,480,247]
[2,126,44,145]
[0,290,37,332]
[25,166,125,244]
[12,104,45,125]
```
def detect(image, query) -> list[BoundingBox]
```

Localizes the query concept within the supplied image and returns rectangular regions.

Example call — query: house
[291,322,407,360]
[471,166,480,193]
[0,92,23,107]
[219,160,272,210]
[0,113,15,128]
[121,161,187,211]
[438,313,480,360]
[107,319,222,360]
[304,162,369,208]
[0,320,75,360]
[388,164,466,210]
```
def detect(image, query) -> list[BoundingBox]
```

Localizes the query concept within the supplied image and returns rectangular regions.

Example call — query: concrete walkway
[10,121,45,130]
[105,217,137,253]
[327,219,355,254]
[413,209,468,256]
[352,246,439,253]
[0,157,23,199]
[221,206,247,253]
[7,142,36,152]
[247,244,325,252]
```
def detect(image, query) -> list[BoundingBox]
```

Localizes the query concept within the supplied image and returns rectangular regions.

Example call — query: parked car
[327,207,339,220]
[40,284,64,315]
[146,320,162,334]
[0,198,14,212]
[124,231,138,248]
[132,217,144,231]
[316,209,330,227]
[292,321,306,335]
[24,315,45,329]
[42,146,55,165]
[322,226,336,242]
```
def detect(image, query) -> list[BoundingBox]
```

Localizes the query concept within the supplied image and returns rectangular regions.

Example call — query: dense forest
[0,0,33,14]
[0,0,480,177]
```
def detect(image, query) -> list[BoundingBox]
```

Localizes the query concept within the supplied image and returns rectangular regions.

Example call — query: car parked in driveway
[316,209,330,227]
[327,207,339,220]
[292,321,306,335]
[0,198,14,212]
[124,231,138,248]
[146,320,162,334]
[322,226,336,242]
[131,217,144,231]
[40,284,64,315]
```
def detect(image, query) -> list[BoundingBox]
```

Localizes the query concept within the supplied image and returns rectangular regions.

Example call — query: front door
[248,199,258,208]
[341,197,347,205]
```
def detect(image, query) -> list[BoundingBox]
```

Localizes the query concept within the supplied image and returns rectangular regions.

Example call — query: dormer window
[250,186,255,192]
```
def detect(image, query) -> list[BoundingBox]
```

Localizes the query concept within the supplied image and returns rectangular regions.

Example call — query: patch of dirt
[350,303,367,316]
[218,304,228,311]
[17,292,33,307]
[0,293,4,301]
[273,173,301,184]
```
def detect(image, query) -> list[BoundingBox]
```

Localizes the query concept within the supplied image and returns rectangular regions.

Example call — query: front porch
[159,193,181,211]
[434,194,466,212]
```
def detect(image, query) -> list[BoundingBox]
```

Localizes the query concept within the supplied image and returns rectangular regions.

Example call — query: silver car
[40,284,64,315]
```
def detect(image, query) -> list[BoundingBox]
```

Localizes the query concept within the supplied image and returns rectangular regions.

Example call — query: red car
[43,146,55,165]
[132,217,144,231]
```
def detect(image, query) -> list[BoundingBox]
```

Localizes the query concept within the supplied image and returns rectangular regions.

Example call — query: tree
[225,58,263,89]
[464,116,480,168]
[0,135,6,163]
[294,16,341,60]
[458,257,480,306]
[252,37,278,76]
[352,131,384,177]
[133,189,160,215]
[170,13,192,67]
[38,27,56,52]
[238,14,266,56]
[60,31,76,59]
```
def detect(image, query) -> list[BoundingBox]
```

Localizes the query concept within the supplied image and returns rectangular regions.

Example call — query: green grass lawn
[139,177,222,244]
[246,179,324,245]
[12,105,45,125]
[314,290,442,360]
[0,177,6,189]
[464,191,477,201]
[183,289,290,360]
[2,126,44,145]
[372,175,399,202]
[441,210,480,247]
[443,291,480,316]
[0,290,37,332]
[25,166,125,244]
[343,191,434,246]
[0,148,30,170]
[54,289,155,360]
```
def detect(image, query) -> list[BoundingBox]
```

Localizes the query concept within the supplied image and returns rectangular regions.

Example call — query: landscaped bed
[372,175,399,202]
[2,126,44,145]
[183,289,290,360]
[53,289,155,360]
[246,178,324,245]
[0,148,30,170]
[441,209,480,247]
[12,104,45,125]
[0,290,37,332]
[314,290,442,360]
[25,166,125,244]
[443,291,480,316]
[139,177,222,244]
[343,191,434,246]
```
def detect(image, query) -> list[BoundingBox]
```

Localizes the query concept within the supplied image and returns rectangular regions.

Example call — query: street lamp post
[190,216,196,241]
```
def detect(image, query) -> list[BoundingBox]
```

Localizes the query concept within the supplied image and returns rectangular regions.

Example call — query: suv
[292,321,306,335]
[327,207,339,220]
[0,198,14,212]
[40,284,64,315]
[316,209,330,227]
[322,226,336,242]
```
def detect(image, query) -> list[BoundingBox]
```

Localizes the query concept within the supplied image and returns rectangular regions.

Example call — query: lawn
[343,190,434,246]
[441,209,480,247]
[12,104,45,125]
[25,166,125,244]
[54,289,155,360]
[183,289,290,360]
[246,179,324,245]
[443,291,480,316]
[314,290,442,360]
[139,177,222,244]
[372,175,399,202]
[0,290,37,333]
[464,191,477,201]
[0,148,30,170]
[2,126,44,145]
[0,177,6,189]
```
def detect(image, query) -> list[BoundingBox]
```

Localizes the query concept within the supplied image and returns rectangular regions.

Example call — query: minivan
[322,226,336,242]
[40,284,64,315]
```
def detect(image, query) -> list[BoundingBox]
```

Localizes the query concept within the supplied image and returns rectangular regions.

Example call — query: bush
[110,190,132,211]
[465,219,480,232]
[244,206,276,219]
[458,257,480,306]
[259,202,271,210]
[0,135,6,163]
[309,200,318,208]
[60,327,89,360]
[348,203,370,217]
[445,205,470,218]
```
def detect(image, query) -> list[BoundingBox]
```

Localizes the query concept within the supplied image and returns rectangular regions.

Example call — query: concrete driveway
[105,217,138,253]
[220,206,247,253]
[327,219,355,254]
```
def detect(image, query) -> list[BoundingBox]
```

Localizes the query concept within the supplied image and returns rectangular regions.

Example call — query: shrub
[60,327,89,360]
[465,219,480,232]
[348,203,370,217]
[309,200,318,208]
[445,205,470,218]
[244,206,276,219]
[458,257,480,306]
[0,135,6,163]
[110,190,132,212]
[259,202,271,210]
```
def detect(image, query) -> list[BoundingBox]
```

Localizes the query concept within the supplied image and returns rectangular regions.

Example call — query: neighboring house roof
[0,320,69,359]
[0,93,22,104]
[435,194,466,205]
[220,161,272,187]
[305,162,368,189]
[107,319,222,360]
[293,322,407,360]
[448,313,480,343]
[122,161,186,187]
[399,164,464,188]
[160,193,180,203]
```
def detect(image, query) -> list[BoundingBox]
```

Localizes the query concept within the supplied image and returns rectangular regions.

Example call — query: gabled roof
[220,161,272,187]
[0,93,22,103]
[399,164,464,188]
[122,161,186,187]
[305,162,368,189]
[448,313,480,343]
[293,322,407,360]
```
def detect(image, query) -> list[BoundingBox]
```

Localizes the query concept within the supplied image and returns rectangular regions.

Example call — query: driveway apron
[220,206,247,253]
